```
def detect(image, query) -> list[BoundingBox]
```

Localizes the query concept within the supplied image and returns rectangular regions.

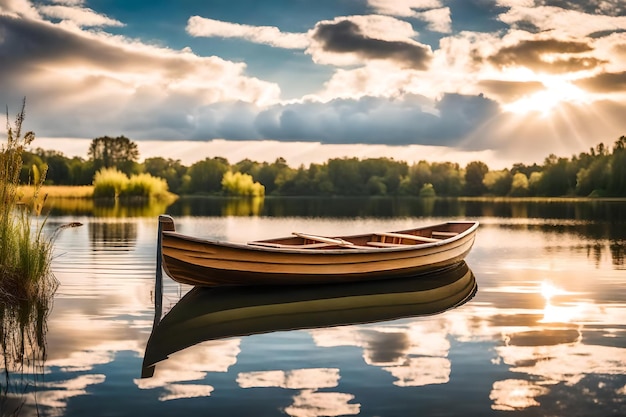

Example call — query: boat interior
[247,222,474,250]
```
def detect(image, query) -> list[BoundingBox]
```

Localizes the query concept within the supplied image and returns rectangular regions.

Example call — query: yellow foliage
[221,171,265,197]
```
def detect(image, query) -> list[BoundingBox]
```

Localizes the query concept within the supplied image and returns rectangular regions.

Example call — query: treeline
[21,135,626,198]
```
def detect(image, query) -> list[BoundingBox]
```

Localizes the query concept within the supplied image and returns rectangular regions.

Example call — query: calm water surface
[2,198,625,416]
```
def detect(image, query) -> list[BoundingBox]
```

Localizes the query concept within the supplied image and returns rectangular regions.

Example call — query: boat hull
[159,216,478,287]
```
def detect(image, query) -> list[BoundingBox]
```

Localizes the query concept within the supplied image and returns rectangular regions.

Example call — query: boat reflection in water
[141,261,477,378]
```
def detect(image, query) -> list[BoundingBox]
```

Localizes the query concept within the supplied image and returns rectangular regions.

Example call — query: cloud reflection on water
[237,369,360,417]
[25,214,626,415]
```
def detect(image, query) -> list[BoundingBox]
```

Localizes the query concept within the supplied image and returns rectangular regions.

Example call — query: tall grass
[0,102,78,414]
[0,100,59,302]
[17,185,94,200]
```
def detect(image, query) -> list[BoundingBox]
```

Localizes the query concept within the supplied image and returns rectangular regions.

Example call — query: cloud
[177,93,500,149]
[367,0,443,16]
[488,38,605,73]
[3,0,626,168]
[366,0,451,33]
[534,0,626,17]
[574,71,626,93]
[37,4,123,27]
[310,63,434,101]
[50,0,85,5]
[309,16,432,69]
[186,16,308,49]
[0,0,41,19]
[477,80,546,102]
[0,10,283,145]
[416,7,451,33]
[0,13,281,107]
[186,13,436,67]
[498,4,626,37]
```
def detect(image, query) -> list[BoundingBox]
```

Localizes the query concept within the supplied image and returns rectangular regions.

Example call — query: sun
[503,77,589,117]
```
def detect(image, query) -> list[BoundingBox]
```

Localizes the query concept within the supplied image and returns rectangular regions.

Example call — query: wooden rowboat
[142,261,477,377]
[157,215,478,287]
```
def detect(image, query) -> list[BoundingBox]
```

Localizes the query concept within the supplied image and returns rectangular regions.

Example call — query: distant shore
[17,185,626,202]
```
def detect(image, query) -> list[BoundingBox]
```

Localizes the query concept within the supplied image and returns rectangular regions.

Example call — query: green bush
[419,183,436,197]
[93,168,171,199]
[120,173,169,199]
[93,167,129,198]
[221,171,265,197]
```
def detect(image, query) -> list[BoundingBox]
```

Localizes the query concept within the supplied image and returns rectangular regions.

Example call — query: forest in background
[20,135,626,198]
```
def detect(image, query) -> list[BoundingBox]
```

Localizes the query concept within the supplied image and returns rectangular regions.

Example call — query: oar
[292,232,355,247]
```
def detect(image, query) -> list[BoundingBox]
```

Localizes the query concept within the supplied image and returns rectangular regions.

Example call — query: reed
[0,262,57,415]
[0,100,60,302]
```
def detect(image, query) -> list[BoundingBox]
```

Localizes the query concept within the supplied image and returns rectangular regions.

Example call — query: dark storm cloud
[478,80,545,101]
[488,39,605,73]
[311,20,432,69]
[574,71,626,93]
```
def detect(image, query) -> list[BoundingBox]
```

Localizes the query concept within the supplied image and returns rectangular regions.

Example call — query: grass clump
[221,171,265,197]
[0,100,58,302]
[92,167,129,199]
[120,173,169,199]
[93,167,173,200]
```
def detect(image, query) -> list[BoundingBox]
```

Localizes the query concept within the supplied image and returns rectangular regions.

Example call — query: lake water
[2,197,625,416]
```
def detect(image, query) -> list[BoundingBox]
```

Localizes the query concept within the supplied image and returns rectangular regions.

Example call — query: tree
[405,161,432,195]
[609,136,626,195]
[144,157,187,193]
[419,183,436,197]
[510,172,529,196]
[221,171,264,196]
[256,158,293,195]
[575,158,609,196]
[88,135,139,175]
[19,151,45,184]
[36,148,70,185]
[327,158,364,195]
[463,161,488,196]
[431,162,463,196]
[68,157,95,185]
[187,157,229,194]
[279,165,316,195]
[366,176,387,195]
[483,169,512,196]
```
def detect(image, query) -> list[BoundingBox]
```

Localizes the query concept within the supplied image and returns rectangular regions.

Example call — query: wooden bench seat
[248,241,335,249]
[366,241,411,247]
[376,232,439,243]
[431,231,459,238]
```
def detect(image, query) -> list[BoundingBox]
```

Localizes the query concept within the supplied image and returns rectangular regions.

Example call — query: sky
[1,0,626,169]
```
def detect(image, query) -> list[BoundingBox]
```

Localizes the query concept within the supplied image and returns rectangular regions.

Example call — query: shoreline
[19,185,626,202]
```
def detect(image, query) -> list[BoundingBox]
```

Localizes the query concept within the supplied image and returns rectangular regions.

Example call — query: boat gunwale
[161,221,479,255]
